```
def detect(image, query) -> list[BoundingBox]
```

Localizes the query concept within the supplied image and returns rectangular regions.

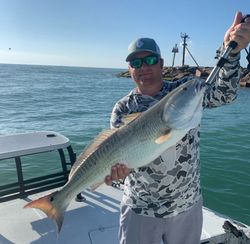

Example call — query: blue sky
[0,0,249,68]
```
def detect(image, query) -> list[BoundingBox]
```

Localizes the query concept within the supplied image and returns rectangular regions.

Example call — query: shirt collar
[129,81,170,100]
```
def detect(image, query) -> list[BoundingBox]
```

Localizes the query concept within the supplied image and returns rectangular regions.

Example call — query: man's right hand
[224,11,250,54]
[104,163,132,185]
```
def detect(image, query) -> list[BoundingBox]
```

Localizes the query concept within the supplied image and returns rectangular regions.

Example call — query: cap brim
[126,50,160,61]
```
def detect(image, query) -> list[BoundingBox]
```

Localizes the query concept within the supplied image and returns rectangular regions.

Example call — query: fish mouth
[181,94,204,128]
[166,91,204,130]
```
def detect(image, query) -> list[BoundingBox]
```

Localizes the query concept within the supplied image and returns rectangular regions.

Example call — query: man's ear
[128,64,132,73]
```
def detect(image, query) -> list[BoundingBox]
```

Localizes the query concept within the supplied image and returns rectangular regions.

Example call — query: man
[105,12,250,244]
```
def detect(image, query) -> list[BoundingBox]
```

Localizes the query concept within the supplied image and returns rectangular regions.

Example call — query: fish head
[162,78,206,130]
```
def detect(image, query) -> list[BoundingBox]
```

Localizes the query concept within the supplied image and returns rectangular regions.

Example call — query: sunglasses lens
[145,56,158,65]
[130,59,142,69]
[130,55,159,69]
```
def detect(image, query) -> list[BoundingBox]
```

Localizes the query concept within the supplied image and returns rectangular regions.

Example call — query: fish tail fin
[24,191,68,233]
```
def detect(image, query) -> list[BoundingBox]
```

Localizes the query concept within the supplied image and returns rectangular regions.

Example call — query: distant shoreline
[117,65,250,87]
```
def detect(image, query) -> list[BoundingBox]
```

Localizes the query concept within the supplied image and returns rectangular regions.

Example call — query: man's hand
[224,11,250,54]
[104,163,132,185]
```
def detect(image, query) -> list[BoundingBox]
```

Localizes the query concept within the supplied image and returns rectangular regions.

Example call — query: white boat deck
[0,185,121,244]
[1,184,249,244]
[0,131,249,244]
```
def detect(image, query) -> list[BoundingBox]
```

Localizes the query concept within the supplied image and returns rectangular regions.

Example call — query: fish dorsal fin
[69,129,116,179]
[155,130,172,144]
[81,129,116,157]
[122,112,141,126]
[68,113,141,180]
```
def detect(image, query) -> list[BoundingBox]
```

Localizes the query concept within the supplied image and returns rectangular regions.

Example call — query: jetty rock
[117,66,250,86]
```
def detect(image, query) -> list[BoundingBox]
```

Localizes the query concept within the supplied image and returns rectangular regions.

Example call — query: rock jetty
[117,66,250,87]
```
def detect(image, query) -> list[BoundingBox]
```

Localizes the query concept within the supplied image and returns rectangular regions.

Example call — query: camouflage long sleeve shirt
[110,49,241,218]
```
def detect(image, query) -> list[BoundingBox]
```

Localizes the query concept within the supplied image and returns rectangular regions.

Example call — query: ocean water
[0,63,249,225]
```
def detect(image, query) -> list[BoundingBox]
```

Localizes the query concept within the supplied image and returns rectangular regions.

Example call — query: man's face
[128,51,164,96]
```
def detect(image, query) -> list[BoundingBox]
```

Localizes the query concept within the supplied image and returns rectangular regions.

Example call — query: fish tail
[24,191,68,233]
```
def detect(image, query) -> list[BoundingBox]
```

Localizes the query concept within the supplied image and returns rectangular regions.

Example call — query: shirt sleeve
[110,96,130,129]
[203,46,241,108]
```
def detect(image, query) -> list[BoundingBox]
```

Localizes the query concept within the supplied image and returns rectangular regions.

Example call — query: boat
[0,131,249,244]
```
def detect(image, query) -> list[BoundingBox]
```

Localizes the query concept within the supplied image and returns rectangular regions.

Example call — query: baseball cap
[126,37,161,61]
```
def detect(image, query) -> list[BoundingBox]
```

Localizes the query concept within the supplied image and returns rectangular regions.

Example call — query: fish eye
[182,87,188,91]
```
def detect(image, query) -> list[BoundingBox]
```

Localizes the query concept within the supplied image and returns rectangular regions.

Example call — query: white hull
[0,131,249,244]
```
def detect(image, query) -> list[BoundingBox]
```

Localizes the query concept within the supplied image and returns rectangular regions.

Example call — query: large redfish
[24,78,206,233]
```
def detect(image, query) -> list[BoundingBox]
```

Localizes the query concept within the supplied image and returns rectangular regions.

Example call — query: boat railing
[0,131,76,202]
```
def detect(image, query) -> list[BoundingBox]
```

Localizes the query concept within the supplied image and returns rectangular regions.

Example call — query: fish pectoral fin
[155,131,172,144]
[90,181,104,191]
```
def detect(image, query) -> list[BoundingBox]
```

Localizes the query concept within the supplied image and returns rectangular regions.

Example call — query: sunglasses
[129,55,160,69]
